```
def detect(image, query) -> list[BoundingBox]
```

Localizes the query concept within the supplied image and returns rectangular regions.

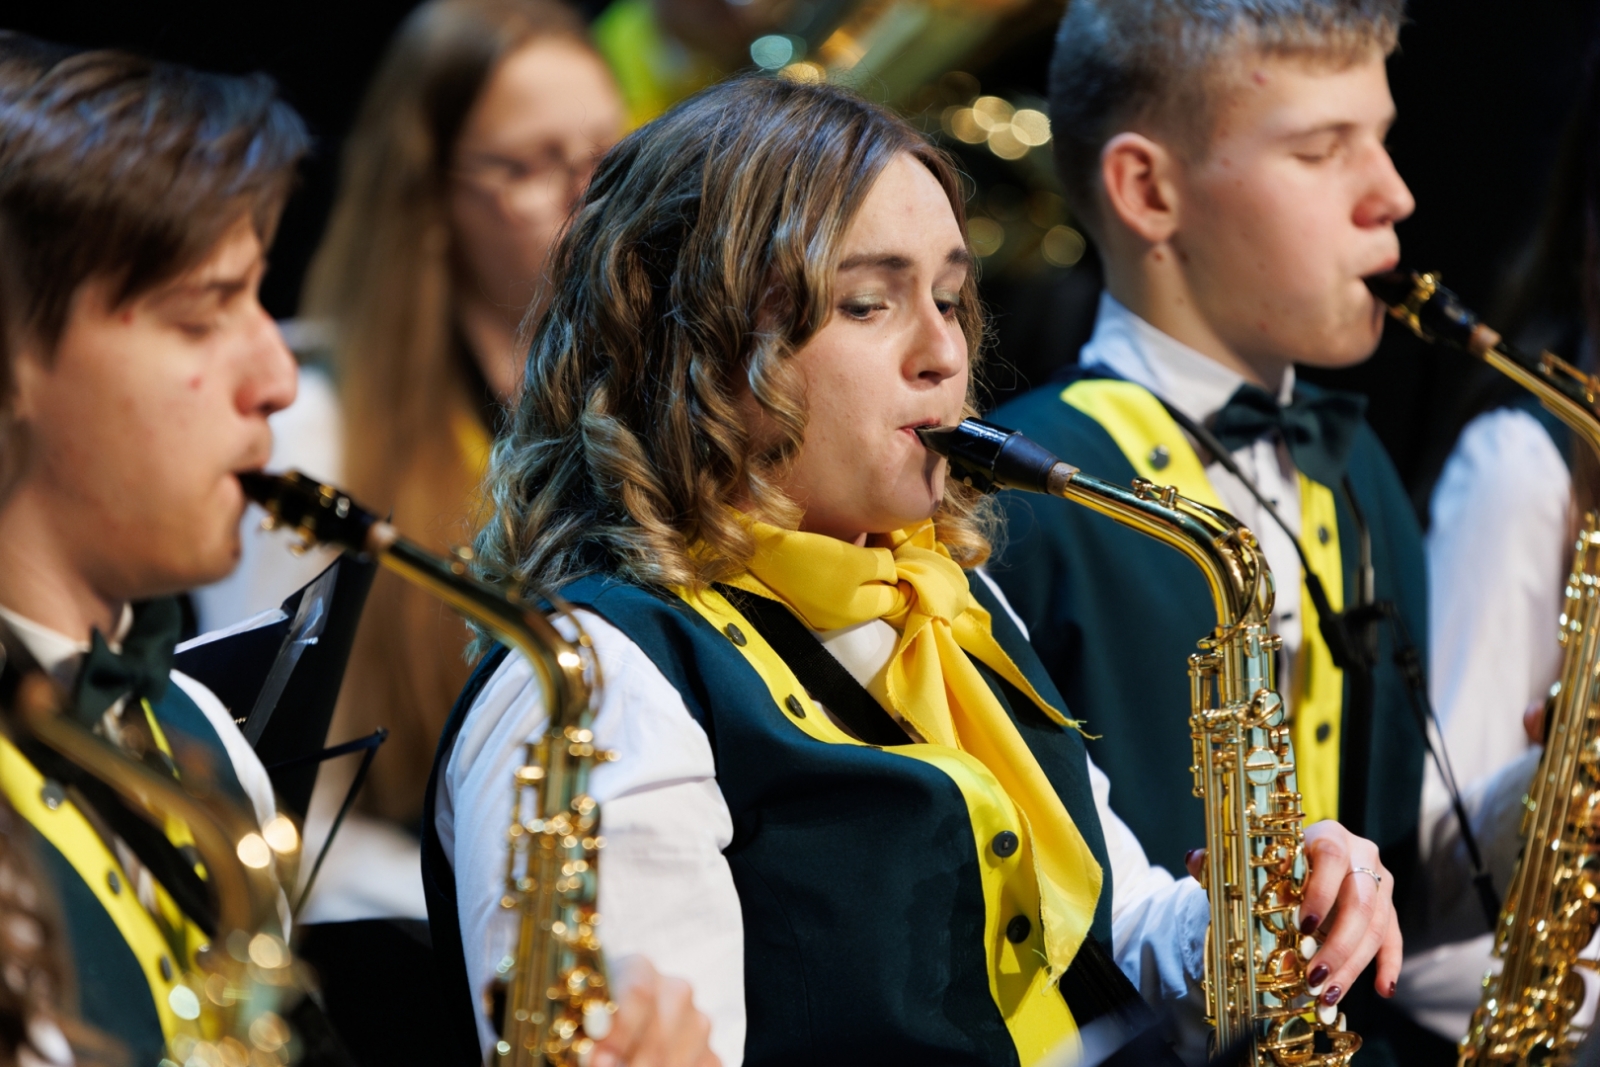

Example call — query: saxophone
[239,470,612,1067]
[918,420,1359,1066]
[3,657,307,1065]
[1366,270,1600,1065]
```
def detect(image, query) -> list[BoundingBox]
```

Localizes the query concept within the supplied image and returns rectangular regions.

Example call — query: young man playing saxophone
[986,2,1538,1061]
[0,36,716,1067]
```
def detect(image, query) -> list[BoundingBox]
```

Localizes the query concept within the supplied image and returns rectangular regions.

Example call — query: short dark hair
[0,39,310,354]
[1049,0,1404,233]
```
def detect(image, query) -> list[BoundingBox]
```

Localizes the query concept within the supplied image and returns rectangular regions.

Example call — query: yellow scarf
[726,519,1104,977]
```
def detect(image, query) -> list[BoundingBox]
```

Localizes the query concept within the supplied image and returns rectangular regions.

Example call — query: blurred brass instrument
[240,471,611,1067]
[919,420,1358,1065]
[5,670,305,1065]
[1367,271,1600,1065]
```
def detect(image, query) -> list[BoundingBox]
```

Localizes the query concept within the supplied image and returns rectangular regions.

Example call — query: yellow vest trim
[1294,476,1344,823]
[1059,379,1344,822]
[1061,380,1226,510]
[676,586,1079,1065]
[0,734,197,1044]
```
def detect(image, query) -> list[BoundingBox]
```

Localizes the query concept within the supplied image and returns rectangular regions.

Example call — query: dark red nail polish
[1307,963,1329,987]
[1320,985,1342,1006]
[1185,849,1202,867]
[1299,913,1322,935]
[1388,980,1397,997]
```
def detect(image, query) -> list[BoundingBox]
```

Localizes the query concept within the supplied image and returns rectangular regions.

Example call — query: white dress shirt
[1080,293,1308,702]
[437,574,1214,1067]
[1396,407,1576,1039]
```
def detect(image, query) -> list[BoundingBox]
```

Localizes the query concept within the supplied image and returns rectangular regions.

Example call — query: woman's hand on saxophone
[1296,822,1402,1010]
[1186,822,1402,1010]
[591,955,721,1067]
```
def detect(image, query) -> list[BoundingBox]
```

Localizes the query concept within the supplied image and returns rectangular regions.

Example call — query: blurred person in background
[1394,43,1600,1046]
[193,0,624,920]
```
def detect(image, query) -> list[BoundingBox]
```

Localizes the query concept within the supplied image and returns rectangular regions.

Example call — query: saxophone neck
[1368,269,1600,459]
[1059,467,1274,632]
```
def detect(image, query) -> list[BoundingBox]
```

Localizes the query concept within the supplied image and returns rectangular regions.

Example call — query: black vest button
[991,830,1019,858]
[159,956,174,981]
[107,870,122,895]
[784,694,807,718]
[724,623,748,647]
[1006,915,1032,943]
[1316,722,1332,743]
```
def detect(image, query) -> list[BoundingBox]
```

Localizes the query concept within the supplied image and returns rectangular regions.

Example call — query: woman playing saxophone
[425,73,1403,1066]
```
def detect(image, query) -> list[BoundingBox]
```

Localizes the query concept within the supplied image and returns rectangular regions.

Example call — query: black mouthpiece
[1361,270,1416,309]
[1363,268,1481,351]
[916,419,1064,495]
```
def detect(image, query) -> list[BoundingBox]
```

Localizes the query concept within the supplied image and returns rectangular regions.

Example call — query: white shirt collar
[1078,291,1295,422]
[0,603,133,688]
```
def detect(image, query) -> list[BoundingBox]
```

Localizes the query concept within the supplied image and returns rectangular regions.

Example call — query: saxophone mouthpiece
[1364,268,1496,355]
[916,418,1070,495]
[1361,270,1419,309]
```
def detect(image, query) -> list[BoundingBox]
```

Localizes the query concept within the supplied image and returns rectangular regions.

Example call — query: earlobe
[1100,132,1180,245]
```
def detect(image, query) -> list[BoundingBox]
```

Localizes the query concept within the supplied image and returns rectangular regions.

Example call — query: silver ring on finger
[1349,865,1382,890]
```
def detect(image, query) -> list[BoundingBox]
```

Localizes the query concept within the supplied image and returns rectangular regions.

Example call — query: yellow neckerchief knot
[725,519,1103,977]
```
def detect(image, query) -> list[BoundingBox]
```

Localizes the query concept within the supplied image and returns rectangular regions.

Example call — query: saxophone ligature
[239,470,612,1067]
[2,660,308,1066]
[918,419,1359,1066]
[1367,270,1600,1065]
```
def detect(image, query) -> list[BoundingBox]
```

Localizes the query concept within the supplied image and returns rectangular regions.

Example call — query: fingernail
[1320,984,1342,1006]
[1307,963,1329,988]
[1299,912,1322,935]
[1388,979,1397,997]
[1185,849,1203,868]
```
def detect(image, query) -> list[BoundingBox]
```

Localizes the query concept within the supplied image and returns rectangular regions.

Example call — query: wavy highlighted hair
[475,75,993,601]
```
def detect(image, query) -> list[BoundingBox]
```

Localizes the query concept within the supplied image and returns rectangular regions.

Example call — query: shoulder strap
[716,586,1169,1046]
[713,585,910,747]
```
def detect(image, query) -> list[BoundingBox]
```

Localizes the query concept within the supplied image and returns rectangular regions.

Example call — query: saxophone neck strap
[1156,396,1501,928]
[712,585,910,747]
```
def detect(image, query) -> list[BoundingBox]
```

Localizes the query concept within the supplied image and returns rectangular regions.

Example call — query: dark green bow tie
[70,597,181,726]
[1208,383,1367,487]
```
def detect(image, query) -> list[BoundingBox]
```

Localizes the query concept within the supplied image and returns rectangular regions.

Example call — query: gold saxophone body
[3,653,306,1064]
[239,470,611,1067]
[1367,270,1600,1065]
[919,419,1359,1065]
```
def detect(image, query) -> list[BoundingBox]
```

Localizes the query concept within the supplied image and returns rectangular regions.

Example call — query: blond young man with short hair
[988,3,1538,1061]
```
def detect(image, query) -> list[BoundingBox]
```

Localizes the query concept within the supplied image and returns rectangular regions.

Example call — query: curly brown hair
[474,75,994,606]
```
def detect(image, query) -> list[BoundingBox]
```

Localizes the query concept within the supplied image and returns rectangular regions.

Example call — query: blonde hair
[475,76,994,608]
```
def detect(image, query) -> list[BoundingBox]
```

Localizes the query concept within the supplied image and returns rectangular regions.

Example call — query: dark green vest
[3,668,248,1067]
[424,571,1116,1067]
[985,374,1428,877]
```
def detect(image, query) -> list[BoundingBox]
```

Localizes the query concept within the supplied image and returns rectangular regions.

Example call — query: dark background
[4,0,1599,517]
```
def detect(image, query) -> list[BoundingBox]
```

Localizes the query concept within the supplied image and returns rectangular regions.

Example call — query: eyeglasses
[450,147,600,211]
